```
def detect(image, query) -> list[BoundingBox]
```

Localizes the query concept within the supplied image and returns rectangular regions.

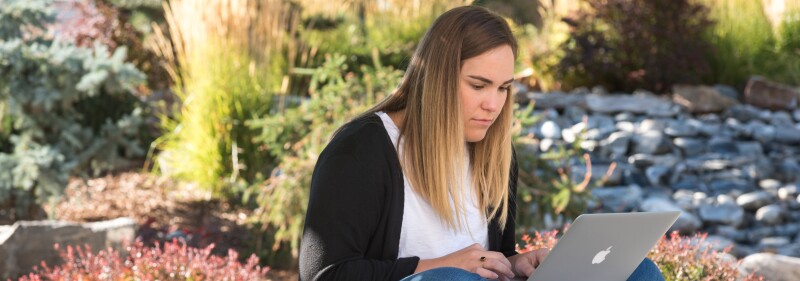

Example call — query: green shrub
[247,52,403,260]
[0,0,146,222]
[556,0,714,93]
[152,0,296,197]
[518,230,764,281]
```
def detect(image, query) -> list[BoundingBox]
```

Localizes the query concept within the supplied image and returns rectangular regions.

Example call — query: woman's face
[459,44,514,142]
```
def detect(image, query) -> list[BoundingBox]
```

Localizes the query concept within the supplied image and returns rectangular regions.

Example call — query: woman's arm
[299,151,418,281]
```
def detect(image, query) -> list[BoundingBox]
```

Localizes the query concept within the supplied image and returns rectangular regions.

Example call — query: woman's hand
[416,243,516,280]
[507,248,550,278]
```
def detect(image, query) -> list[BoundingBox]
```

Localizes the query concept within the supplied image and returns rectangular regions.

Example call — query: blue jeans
[399,258,665,281]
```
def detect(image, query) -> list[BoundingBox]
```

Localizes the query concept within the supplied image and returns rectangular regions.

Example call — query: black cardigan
[299,114,519,281]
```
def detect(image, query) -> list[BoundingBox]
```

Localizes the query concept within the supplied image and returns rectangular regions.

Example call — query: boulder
[0,218,136,279]
[673,85,739,113]
[743,76,800,110]
[739,253,800,281]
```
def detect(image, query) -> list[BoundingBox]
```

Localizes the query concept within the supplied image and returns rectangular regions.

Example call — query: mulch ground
[51,172,298,280]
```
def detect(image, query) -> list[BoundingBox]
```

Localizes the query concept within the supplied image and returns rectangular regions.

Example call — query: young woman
[299,5,665,281]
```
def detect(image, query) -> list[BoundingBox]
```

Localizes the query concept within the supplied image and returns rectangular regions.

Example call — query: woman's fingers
[476,266,502,280]
[480,254,515,279]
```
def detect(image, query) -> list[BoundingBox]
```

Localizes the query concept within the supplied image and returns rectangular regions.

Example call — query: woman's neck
[387,110,405,131]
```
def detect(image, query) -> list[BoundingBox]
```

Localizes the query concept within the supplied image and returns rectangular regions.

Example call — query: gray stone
[591,185,643,212]
[572,163,624,186]
[780,184,800,201]
[709,179,755,195]
[793,109,800,122]
[773,111,795,127]
[717,194,736,205]
[564,106,588,124]
[736,142,764,158]
[708,137,738,154]
[699,203,745,226]
[753,125,777,142]
[697,235,737,253]
[757,204,785,225]
[737,191,776,211]
[739,253,800,281]
[762,179,784,191]
[714,84,740,100]
[664,121,699,137]
[778,243,800,258]
[526,92,587,109]
[585,94,680,116]
[640,197,702,233]
[539,138,554,152]
[776,128,800,144]
[760,237,792,249]
[601,131,632,158]
[0,218,136,280]
[727,104,763,123]
[614,112,636,122]
[633,131,671,155]
[673,138,705,156]
[716,225,748,242]
[540,120,562,139]
[615,121,636,132]
[645,165,671,186]
[637,119,668,133]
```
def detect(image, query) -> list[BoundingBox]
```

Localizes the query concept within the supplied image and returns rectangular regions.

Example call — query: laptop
[515,211,680,281]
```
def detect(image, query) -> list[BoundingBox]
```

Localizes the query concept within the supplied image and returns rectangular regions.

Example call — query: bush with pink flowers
[16,240,268,281]
[517,230,764,281]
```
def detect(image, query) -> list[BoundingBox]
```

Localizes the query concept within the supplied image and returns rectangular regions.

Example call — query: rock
[525,92,588,109]
[744,76,800,110]
[716,225,748,242]
[775,128,800,144]
[717,194,736,205]
[673,85,739,113]
[633,131,671,155]
[736,142,764,158]
[737,191,776,211]
[665,121,699,138]
[780,184,799,201]
[614,112,636,122]
[708,137,738,154]
[640,197,702,233]
[616,121,636,132]
[572,163,624,186]
[772,111,795,127]
[645,165,671,186]
[714,84,740,100]
[540,120,562,139]
[0,218,136,280]
[760,237,791,250]
[699,203,745,226]
[793,109,800,122]
[757,204,785,225]
[601,131,632,158]
[564,106,588,124]
[778,243,800,258]
[727,104,763,123]
[591,185,643,212]
[709,179,755,195]
[673,138,705,156]
[585,94,680,116]
[739,253,800,281]
[539,138,554,152]
[696,235,737,253]
[761,179,784,191]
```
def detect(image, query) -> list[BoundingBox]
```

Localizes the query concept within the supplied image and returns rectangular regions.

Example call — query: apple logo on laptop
[592,246,612,264]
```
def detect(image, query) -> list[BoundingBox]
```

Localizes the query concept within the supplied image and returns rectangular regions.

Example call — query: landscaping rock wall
[518,79,800,280]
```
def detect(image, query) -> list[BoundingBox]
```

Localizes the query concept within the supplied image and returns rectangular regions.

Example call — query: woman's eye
[471,84,485,90]
[499,86,510,92]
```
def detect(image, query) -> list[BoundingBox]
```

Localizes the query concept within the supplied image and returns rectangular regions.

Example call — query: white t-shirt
[375,111,489,260]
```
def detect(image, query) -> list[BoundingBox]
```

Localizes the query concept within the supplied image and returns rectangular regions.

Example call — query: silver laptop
[519,211,680,281]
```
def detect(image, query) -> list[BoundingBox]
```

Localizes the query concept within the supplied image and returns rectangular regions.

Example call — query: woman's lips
[472,118,493,126]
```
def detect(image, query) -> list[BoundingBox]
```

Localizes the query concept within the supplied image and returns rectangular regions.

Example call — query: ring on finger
[479,256,486,267]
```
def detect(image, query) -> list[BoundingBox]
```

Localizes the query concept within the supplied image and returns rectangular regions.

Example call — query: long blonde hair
[349,5,517,231]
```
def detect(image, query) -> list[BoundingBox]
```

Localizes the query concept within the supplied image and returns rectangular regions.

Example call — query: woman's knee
[400,267,484,281]
[627,258,665,281]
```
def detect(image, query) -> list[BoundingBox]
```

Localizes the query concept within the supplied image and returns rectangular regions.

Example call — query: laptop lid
[526,211,679,281]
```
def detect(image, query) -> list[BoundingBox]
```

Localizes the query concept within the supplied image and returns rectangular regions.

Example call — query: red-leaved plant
[16,240,268,281]
[517,230,763,281]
